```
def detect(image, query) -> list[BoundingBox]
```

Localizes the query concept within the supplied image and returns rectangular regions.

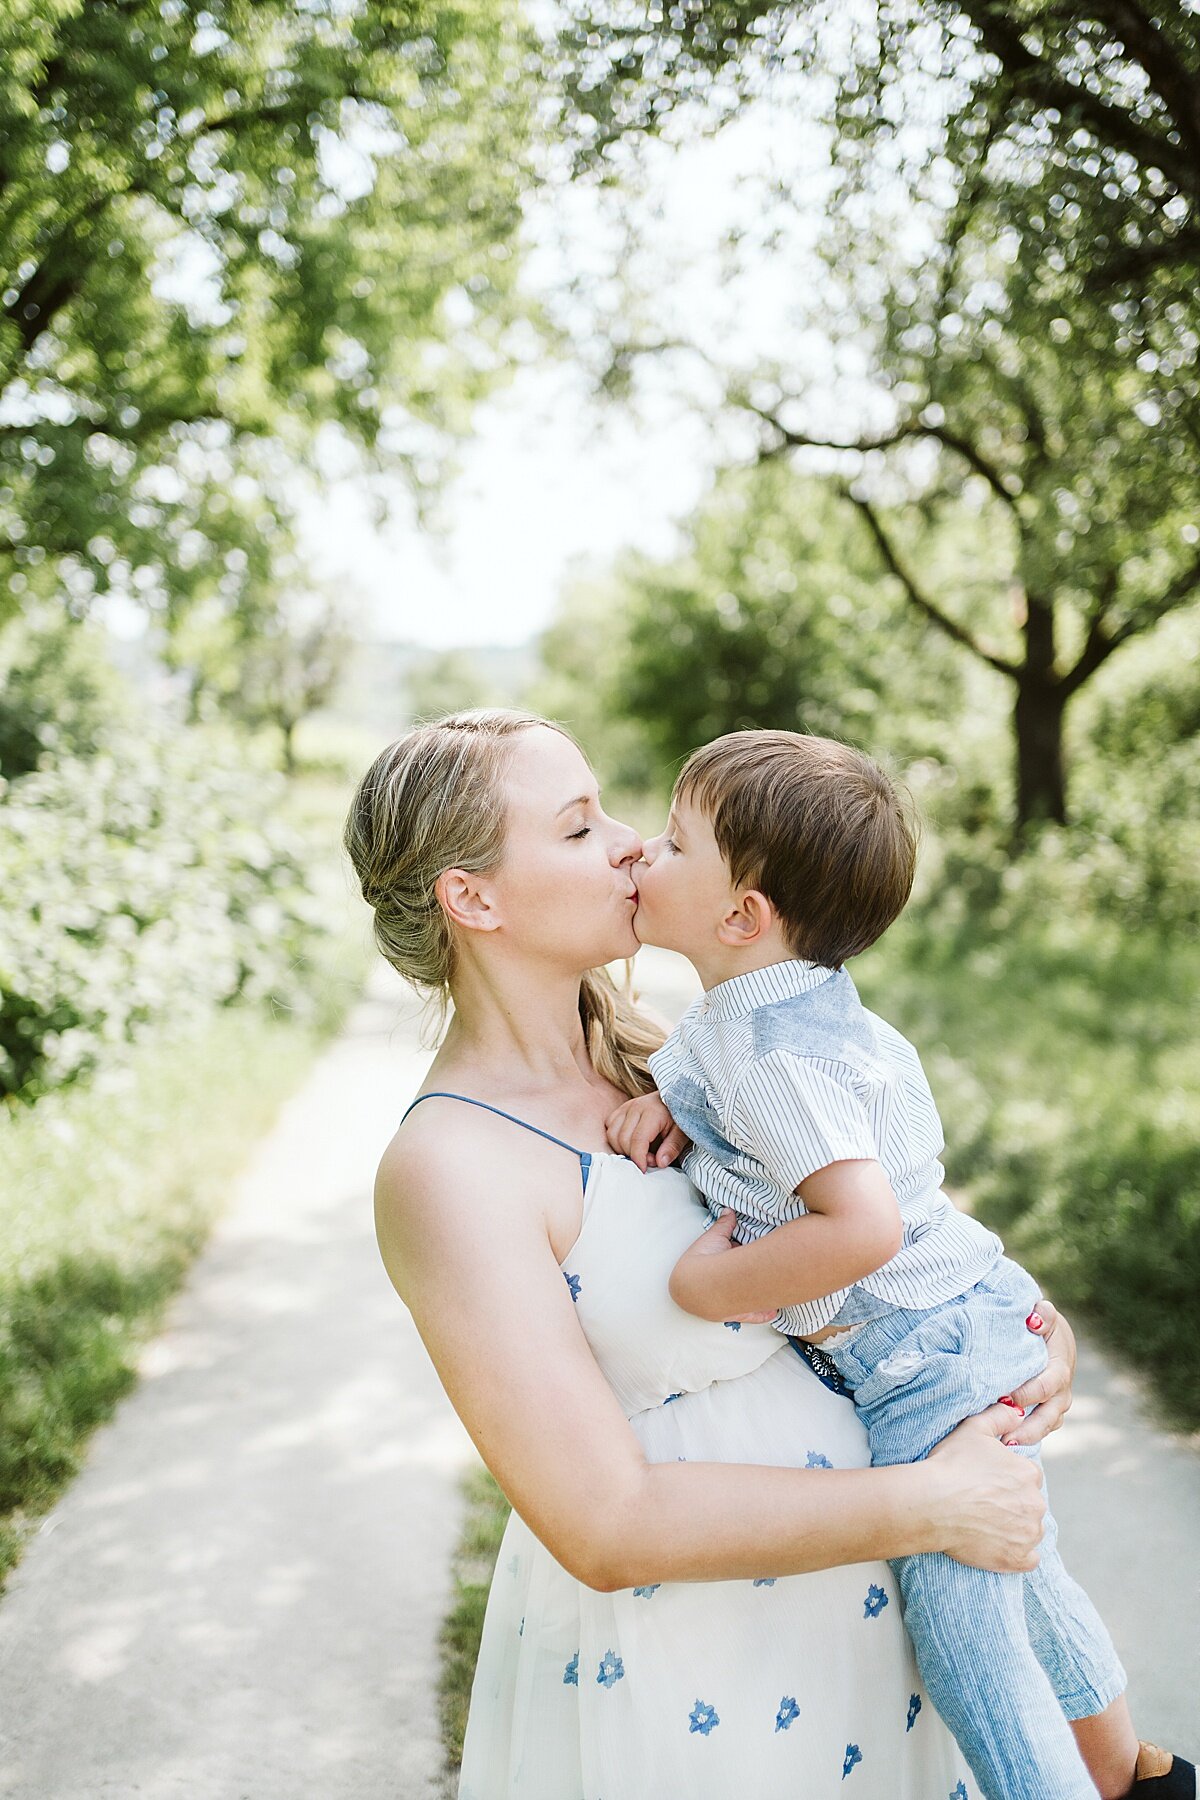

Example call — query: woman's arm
[375,1122,1047,1592]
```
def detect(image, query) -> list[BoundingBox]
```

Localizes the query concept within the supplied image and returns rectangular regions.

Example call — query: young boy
[607,728,1193,1800]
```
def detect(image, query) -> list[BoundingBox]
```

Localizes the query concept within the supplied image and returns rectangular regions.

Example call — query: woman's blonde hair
[343,708,664,1099]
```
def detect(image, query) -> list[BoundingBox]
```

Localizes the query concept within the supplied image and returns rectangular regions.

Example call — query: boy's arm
[606,1091,689,1173]
[669,1159,903,1322]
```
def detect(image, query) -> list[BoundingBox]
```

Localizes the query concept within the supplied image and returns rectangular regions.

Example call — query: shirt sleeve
[728,1050,880,1193]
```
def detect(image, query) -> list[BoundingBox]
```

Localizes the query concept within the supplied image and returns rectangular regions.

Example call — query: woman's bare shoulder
[374,1096,560,1275]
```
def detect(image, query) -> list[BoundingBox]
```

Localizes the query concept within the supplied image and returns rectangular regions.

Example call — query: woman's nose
[614,825,643,866]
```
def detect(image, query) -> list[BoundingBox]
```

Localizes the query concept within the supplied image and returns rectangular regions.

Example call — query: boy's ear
[436,867,501,933]
[716,888,774,948]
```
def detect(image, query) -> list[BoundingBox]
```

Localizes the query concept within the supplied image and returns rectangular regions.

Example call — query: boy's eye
[664,836,678,852]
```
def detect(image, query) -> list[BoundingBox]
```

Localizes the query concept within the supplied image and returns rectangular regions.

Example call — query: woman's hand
[925,1406,1048,1571]
[605,1091,689,1173]
[1000,1297,1076,1447]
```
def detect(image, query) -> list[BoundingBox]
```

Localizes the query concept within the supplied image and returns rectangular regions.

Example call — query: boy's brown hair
[674,729,917,968]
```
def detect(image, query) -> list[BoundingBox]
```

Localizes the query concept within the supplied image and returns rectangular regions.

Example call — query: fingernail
[1025,1312,1044,1331]
[998,1396,1026,1414]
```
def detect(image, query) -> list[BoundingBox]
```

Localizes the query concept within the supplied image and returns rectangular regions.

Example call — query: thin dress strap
[400,1091,593,1192]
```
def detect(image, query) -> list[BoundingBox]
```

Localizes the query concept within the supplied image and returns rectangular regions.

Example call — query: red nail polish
[999,1398,1026,1415]
[1026,1312,1044,1331]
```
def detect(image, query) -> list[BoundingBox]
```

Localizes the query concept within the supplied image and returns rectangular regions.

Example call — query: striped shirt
[648,958,1002,1335]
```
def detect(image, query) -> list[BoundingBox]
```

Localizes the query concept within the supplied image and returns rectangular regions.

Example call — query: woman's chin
[631,912,658,949]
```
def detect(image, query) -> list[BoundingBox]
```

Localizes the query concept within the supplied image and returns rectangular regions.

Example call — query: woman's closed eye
[567,825,591,840]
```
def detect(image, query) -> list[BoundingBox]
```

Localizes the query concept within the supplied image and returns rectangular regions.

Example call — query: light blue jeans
[825,1257,1127,1800]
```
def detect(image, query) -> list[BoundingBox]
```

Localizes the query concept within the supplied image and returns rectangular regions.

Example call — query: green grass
[440,1465,512,1771]
[856,919,1200,1429]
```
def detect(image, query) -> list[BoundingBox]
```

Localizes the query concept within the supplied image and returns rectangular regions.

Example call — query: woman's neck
[439,957,595,1096]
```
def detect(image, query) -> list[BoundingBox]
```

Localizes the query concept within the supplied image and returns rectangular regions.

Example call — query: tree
[0,0,538,626]
[403,647,497,723]
[565,460,964,777]
[561,1,1199,314]
[741,165,1200,829]
[169,575,352,769]
[554,0,1200,830]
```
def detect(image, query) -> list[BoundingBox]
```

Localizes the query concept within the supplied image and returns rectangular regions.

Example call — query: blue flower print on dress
[805,1450,833,1468]
[950,1785,968,1800]
[775,1696,800,1733]
[689,1700,720,1736]
[752,1577,776,1587]
[906,1693,922,1731]
[563,1651,579,1687]
[843,1743,862,1779]
[663,1392,682,1405]
[862,1583,889,1619]
[596,1650,625,1688]
[722,1320,742,1331]
[633,1584,660,1598]
[564,1271,581,1302]
[518,1616,524,1637]
[506,1553,520,1576]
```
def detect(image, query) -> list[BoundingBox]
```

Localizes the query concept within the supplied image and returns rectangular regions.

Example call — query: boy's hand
[668,1210,779,1325]
[605,1092,689,1173]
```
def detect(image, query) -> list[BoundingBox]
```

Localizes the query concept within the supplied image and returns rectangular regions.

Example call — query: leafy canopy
[0,0,538,623]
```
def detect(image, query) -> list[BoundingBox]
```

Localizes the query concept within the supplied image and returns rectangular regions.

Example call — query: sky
[295,95,845,651]
[298,362,722,651]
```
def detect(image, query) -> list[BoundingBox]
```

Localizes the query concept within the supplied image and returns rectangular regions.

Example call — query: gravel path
[0,953,1195,1798]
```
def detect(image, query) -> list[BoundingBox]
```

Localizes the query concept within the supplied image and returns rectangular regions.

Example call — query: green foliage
[857,917,1200,1427]
[404,647,502,723]
[0,602,135,777]
[556,1,1200,830]
[174,584,353,767]
[531,568,669,799]
[589,461,965,778]
[0,720,329,1101]
[0,0,538,628]
[0,1002,328,1583]
[562,2,1199,305]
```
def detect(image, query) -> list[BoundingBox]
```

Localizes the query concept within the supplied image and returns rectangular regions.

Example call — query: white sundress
[458,1149,974,1800]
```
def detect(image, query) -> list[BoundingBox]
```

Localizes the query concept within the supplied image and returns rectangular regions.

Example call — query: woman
[345,709,1076,1800]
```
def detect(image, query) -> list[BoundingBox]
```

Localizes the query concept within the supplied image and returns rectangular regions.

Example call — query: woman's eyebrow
[555,793,594,817]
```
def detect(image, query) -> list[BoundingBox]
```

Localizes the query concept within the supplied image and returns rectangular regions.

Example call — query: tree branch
[1067,1,1200,163]
[1084,227,1200,291]
[1061,568,1121,696]
[1108,548,1200,649]
[748,403,1022,511]
[843,487,1022,679]
[961,2,1199,203]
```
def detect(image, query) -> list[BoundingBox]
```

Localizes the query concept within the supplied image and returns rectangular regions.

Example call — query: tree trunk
[1011,593,1067,832]
[280,717,297,776]
[1013,674,1067,830]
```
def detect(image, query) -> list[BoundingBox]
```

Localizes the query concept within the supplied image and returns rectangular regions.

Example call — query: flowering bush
[0,726,328,1102]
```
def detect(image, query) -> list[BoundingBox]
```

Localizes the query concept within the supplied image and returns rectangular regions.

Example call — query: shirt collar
[701,958,837,1023]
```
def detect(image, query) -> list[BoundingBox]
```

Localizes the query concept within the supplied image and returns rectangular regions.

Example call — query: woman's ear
[436,868,501,934]
[716,888,774,947]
